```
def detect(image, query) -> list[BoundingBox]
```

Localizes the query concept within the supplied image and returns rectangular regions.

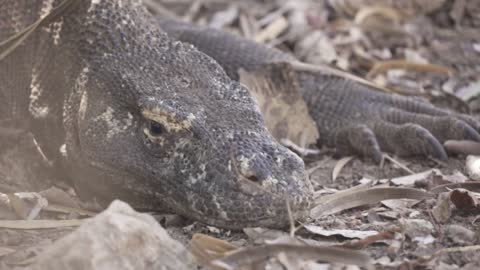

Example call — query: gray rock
[31,200,195,270]
[445,224,475,245]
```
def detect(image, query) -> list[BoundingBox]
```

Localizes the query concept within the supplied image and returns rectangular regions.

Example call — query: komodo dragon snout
[65,35,313,229]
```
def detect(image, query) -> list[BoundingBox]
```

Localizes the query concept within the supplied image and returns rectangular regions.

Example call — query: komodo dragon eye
[146,120,165,137]
[148,120,165,136]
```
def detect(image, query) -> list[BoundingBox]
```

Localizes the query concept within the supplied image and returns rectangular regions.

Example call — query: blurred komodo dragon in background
[1,0,479,229]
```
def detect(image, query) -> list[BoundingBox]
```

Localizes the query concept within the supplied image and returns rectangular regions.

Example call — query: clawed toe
[333,124,382,163]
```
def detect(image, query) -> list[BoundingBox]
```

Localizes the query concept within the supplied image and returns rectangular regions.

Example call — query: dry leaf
[341,231,396,249]
[328,0,446,17]
[444,225,475,245]
[39,187,80,208]
[304,225,378,239]
[367,60,453,79]
[43,203,97,217]
[455,81,480,102]
[295,31,338,65]
[390,169,440,186]
[430,182,480,194]
[190,233,372,269]
[0,219,85,229]
[213,244,373,270]
[3,192,48,220]
[190,233,239,268]
[209,5,239,29]
[402,218,434,239]
[311,187,432,219]
[432,192,452,223]
[354,6,403,25]
[239,62,319,147]
[381,199,420,210]
[7,193,31,219]
[243,227,289,244]
[450,189,480,214]
[332,156,355,181]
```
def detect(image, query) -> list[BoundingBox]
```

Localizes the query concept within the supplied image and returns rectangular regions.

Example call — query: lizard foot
[332,103,480,162]
[300,73,480,162]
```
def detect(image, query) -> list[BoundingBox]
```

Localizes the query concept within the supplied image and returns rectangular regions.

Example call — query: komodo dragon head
[58,0,313,229]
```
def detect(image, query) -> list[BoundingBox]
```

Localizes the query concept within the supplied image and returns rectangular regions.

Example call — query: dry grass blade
[419,245,480,263]
[328,0,446,17]
[254,16,288,43]
[212,244,373,270]
[439,245,480,254]
[332,156,355,181]
[311,187,432,219]
[367,60,453,79]
[430,182,480,194]
[382,154,415,174]
[0,0,81,61]
[341,231,396,249]
[304,225,378,239]
[143,0,179,19]
[390,169,439,186]
[280,138,321,157]
[0,219,85,229]
[190,233,239,268]
[290,61,394,93]
[44,203,97,217]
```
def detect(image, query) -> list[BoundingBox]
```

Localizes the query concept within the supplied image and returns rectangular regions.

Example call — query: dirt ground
[1,0,480,269]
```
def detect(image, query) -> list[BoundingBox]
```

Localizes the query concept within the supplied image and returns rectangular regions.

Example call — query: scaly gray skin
[158,18,480,162]
[0,0,311,229]
[1,0,479,229]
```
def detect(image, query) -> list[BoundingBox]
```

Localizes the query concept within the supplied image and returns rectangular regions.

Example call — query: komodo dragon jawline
[1,0,479,229]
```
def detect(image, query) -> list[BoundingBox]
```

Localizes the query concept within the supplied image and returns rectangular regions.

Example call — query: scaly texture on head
[0,0,313,229]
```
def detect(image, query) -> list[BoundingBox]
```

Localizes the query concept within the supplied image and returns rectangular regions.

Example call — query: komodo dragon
[1,0,479,229]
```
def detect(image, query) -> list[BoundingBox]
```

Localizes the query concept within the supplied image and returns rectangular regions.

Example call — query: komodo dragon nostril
[246,174,260,182]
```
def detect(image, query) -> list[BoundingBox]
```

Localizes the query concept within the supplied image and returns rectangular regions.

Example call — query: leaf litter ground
[1,0,480,269]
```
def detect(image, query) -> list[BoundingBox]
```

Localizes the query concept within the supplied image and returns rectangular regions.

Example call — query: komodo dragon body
[1,0,479,229]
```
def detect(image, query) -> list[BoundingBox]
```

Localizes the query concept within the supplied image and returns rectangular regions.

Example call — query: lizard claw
[333,124,382,163]
[372,122,448,161]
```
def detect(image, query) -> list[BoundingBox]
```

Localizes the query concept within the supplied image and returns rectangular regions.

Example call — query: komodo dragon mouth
[1,0,480,229]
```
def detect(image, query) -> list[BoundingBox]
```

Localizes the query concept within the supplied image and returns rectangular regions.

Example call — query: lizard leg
[299,72,480,160]
[158,18,480,160]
